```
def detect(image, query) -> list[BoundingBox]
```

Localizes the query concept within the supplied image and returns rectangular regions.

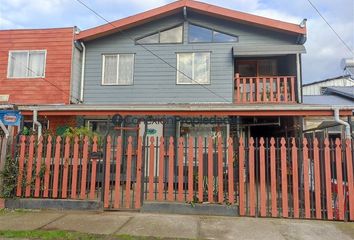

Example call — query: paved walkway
[0,210,353,239]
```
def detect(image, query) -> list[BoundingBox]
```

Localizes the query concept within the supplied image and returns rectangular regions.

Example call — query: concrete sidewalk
[0,210,353,240]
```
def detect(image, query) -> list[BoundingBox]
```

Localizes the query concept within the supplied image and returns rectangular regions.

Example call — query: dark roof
[324,86,354,99]
[303,95,354,106]
[302,75,353,87]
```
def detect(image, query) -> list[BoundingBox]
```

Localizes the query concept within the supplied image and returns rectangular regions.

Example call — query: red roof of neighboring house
[76,0,306,41]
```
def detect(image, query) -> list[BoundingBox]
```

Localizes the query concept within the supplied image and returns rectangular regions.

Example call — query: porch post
[296,53,303,103]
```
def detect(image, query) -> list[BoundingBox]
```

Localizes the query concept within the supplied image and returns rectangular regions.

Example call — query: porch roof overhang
[232,45,306,57]
[17,104,353,117]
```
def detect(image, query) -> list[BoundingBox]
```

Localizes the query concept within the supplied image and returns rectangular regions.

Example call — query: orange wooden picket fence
[234,74,296,103]
[14,135,354,221]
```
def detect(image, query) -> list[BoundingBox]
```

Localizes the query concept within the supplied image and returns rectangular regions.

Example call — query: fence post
[89,136,98,200]
[188,137,194,202]
[114,136,122,208]
[178,137,184,202]
[71,136,79,199]
[16,136,26,197]
[125,136,133,208]
[207,137,214,203]
[25,136,35,197]
[34,136,43,198]
[158,137,165,201]
[303,138,311,219]
[52,136,61,199]
[104,136,111,208]
[291,138,299,218]
[313,138,321,219]
[239,136,245,216]
[227,138,234,204]
[324,138,333,220]
[217,136,223,203]
[335,138,345,220]
[345,139,354,221]
[249,137,255,216]
[80,136,89,200]
[43,136,52,198]
[135,137,143,209]
[280,138,288,218]
[270,138,277,217]
[62,137,70,199]
[260,138,266,217]
[167,137,174,201]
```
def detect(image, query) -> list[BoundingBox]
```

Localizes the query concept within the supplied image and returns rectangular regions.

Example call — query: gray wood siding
[83,12,302,104]
[71,45,82,103]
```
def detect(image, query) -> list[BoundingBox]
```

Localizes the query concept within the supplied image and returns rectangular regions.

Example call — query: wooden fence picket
[188,137,194,202]
[43,136,52,198]
[207,136,213,203]
[16,136,26,197]
[71,136,79,199]
[158,137,165,201]
[25,136,35,197]
[239,137,245,216]
[249,138,255,216]
[270,138,277,217]
[62,137,70,199]
[260,138,266,217]
[52,136,61,198]
[34,136,43,198]
[89,136,98,200]
[178,137,184,202]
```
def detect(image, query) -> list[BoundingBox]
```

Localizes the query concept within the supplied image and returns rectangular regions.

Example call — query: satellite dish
[341,58,354,76]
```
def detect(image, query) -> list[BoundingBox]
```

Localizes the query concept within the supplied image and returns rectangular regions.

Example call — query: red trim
[76,0,306,41]
[20,109,353,117]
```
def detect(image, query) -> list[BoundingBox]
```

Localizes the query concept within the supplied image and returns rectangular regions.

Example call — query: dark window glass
[160,26,183,43]
[189,24,212,42]
[136,33,159,44]
[136,25,183,44]
[213,31,238,42]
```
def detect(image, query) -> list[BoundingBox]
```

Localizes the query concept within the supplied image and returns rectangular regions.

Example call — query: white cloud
[0,16,23,29]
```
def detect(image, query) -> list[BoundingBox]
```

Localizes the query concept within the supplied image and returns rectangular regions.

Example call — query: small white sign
[0,95,9,102]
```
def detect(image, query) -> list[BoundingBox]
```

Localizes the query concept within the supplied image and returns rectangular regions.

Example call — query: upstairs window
[177,52,210,84]
[237,59,277,77]
[136,25,183,44]
[102,54,134,85]
[8,50,46,78]
[189,24,238,43]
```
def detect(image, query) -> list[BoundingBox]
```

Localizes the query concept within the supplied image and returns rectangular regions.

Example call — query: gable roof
[324,86,354,100]
[303,95,354,106]
[302,75,354,87]
[76,0,306,41]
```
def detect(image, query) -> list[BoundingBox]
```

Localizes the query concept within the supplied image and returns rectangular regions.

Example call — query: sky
[0,0,353,84]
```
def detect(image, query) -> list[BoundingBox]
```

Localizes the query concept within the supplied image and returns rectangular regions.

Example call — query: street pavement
[0,210,353,239]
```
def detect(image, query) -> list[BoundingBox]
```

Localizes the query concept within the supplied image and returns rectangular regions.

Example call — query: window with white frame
[177,52,210,84]
[102,54,134,85]
[8,50,46,78]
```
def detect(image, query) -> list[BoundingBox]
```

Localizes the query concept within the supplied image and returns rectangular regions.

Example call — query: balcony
[234,74,296,104]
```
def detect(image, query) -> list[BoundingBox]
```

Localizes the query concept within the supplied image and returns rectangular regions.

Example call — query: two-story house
[0,27,81,133]
[17,0,353,141]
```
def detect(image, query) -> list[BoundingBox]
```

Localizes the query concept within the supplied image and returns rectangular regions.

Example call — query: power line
[9,54,82,103]
[74,0,231,103]
[306,0,354,56]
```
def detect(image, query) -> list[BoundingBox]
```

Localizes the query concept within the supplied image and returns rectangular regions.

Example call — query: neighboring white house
[303,75,354,95]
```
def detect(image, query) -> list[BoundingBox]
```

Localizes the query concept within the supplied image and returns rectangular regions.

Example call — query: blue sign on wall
[0,110,22,126]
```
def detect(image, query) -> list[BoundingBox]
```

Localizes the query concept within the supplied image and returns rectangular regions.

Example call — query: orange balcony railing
[235,74,296,104]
